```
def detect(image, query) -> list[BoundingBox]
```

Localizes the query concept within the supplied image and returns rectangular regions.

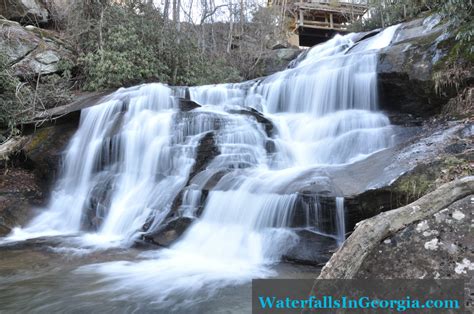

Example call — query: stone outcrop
[318,176,474,279]
[21,122,78,183]
[283,230,338,266]
[0,0,49,25]
[143,217,194,247]
[260,47,301,76]
[0,18,74,78]
[377,15,473,117]
[356,195,473,279]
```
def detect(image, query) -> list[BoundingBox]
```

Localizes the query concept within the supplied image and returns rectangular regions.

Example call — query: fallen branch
[0,136,28,161]
[318,176,474,279]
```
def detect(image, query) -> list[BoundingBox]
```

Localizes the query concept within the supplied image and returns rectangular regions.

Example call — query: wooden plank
[295,1,367,15]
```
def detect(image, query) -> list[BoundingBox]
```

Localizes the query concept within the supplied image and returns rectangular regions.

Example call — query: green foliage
[431,1,473,96]
[349,0,432,32]
[351,0,472,98]
[71,1,247,90]
[0,52,73,142]
[77,4,169,90]
[441,0,473,54]
[33,74,74,109]
[0,53,29,141]
[351,0,473,45]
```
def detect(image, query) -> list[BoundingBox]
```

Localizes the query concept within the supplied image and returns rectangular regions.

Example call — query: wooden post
[329,13,333,28]
[299,9,303,27]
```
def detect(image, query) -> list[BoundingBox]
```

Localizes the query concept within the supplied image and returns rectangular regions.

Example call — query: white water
[4,25,399,305]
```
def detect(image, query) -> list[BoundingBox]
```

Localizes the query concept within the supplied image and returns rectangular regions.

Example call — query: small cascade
[336,197,346,245]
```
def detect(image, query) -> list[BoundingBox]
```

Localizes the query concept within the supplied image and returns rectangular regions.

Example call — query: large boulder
[318,177,474,279]
[283,230,339,266]
[0,18,74,78]
[0,0,49,25]
[377,15,473,117]
[21,122,78,184]
[259,47,302,76]
[143,216,194,247]
[356,195,473,279]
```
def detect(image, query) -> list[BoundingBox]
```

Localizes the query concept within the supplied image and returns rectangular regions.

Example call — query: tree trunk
[318,176,474,279]
[163,0,170,21]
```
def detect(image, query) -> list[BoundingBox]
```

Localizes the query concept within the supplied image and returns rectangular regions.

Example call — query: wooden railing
[294,0,368,30]
[296,0,368,15]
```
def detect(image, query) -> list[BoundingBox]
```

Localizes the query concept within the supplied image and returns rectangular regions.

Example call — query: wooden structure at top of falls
[269,0,369,46]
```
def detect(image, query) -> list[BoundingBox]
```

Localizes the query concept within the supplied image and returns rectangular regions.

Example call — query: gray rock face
[283,230,339,266]
[143,217,194,247]
[0,18,74,78]
[0,0,49,25]
[356,195,473,280]
[377,15,468,117]
[0,19,39,62]
[259,47,302,76]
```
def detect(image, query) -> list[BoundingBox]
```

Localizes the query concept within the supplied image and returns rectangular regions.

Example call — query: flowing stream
[1,25,400,312]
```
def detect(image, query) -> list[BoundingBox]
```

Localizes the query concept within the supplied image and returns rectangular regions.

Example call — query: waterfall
[336,197,346,245]
[5,24,399,301]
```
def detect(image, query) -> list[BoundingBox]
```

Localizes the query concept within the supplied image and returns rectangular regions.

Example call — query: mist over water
[3,25,400,308]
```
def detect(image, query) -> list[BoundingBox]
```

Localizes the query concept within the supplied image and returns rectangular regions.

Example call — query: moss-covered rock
[22,122,78,184]
[347,153,472,228]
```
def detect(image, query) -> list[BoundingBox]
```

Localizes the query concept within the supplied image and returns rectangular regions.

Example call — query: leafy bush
[70,2,246,90]
[0,52,74,142]
[0,53,30,140]
[351,0,472,42]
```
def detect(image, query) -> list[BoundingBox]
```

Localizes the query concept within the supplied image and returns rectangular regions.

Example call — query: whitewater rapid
[3,24,400,306]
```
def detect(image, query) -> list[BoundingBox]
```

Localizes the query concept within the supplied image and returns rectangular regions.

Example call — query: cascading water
[4,24,400,306]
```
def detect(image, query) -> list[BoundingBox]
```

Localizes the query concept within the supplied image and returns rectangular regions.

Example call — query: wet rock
[188,132,219,182]
[0,117,78,234]
[324,119,473,217]
[283,230,339,266]
[377,16,467,117]
[351,29,381,44]
[229,108,275,137]
[83,173,116,231]
[386,112,423,127]
[260,48,301,76]
[143,216,194,247]
[178,98,200,112]
[22,122,78,185]
[444,143,467,154]
[265,139,276,154]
